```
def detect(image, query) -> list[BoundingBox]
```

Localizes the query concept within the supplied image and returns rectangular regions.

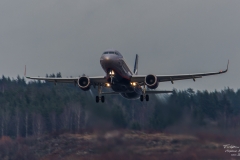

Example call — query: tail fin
[133,54,138,75]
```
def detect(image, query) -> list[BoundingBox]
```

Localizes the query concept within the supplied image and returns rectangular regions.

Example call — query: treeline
[0,75,239,138]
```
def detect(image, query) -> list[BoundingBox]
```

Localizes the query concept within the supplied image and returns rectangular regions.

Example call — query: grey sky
[0,0,239,91]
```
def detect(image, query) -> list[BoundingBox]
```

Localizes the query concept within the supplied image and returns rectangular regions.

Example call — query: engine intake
[78,76,90,91]
[145,74,159,89]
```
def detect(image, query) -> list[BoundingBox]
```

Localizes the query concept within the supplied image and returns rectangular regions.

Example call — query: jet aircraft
[26,50,229,103]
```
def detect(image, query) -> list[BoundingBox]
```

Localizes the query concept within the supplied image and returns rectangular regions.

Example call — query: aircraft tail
[133,54,138,75]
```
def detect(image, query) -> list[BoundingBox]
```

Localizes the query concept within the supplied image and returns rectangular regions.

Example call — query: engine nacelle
[145,74,159,89]
[77,76,91,91]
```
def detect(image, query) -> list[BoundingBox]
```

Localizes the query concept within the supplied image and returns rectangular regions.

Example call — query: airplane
[25,49,229,103]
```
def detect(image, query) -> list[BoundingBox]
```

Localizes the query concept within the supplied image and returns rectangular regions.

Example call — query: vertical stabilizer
[133,54,138,75]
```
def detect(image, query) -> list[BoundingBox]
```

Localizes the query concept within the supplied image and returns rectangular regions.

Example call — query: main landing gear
[96,95,105,103]
[140,84,149,102]
[95,85,105,103]
[140,94,149,102]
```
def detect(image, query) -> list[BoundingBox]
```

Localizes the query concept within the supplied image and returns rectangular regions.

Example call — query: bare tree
[0,110,4,137]
[49,112,57,132]
[84,110,89,129]
[25,111,29,138]
[72,103,81,132]
[15,107,21,137]
[32,113,44,139]
[0,109,10,137]
[60,106,72,131]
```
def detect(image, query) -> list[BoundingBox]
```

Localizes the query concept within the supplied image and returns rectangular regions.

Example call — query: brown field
[18,130,237,160]
[1,129,240,160]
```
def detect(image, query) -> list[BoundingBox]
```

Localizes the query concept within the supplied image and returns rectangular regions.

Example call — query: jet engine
[145,74,159,89]
[77,76,91,91]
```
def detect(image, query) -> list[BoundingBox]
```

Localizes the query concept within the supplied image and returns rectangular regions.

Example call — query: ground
[24,130,237,160]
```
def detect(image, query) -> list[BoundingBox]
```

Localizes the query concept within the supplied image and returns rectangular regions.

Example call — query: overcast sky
[0,0,239,91]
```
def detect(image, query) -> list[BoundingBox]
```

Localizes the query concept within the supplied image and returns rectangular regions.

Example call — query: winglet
[24,65,26,77]
[227,60,229,71]
[220,60,229,73]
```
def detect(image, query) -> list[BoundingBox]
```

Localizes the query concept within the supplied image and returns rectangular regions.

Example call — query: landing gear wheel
[146,94,149,101]
[140,95,144,102]
[101,96,105,103]
[96,96,99,103]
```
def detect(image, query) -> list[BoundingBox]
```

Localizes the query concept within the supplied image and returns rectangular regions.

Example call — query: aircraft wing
[26,76,106,85]
[131,61,229,84]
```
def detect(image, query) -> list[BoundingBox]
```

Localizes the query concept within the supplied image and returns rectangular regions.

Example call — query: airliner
[26,50,228,103]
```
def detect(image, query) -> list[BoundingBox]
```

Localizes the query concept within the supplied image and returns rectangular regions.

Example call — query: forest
[0,74,239,139]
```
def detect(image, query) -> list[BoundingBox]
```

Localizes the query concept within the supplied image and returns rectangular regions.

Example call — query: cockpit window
[116,51,122,56]
[103,51,121,56]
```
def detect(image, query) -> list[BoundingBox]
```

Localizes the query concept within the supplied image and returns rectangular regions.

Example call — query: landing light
[131,82,137,86]
[109,70,115,75]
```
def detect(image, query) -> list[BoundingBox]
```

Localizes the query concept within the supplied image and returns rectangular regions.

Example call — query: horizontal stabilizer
[101,92,119,95]
[101,90,172,95]
[145,90,173,94]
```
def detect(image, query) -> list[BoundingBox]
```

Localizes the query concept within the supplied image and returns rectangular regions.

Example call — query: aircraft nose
[101,54,114,61]
[100,54,117,68]
[102,55,110,60]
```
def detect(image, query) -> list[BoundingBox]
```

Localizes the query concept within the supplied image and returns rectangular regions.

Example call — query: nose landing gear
[140,84,149,102]
[109,70,115,84]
